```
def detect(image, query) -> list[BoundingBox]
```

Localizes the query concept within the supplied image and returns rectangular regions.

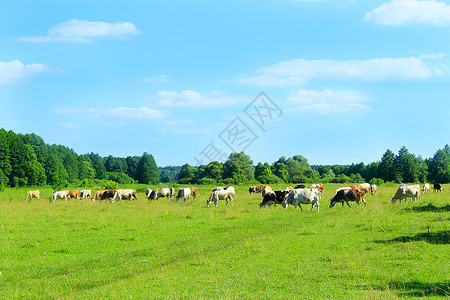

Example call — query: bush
[330,174,351,183]
[256,174,283,184]
[79,178,95,187]
[222,178,235,185]
[198,178,216,185]
[369,178,384,186]
[104,180,118,190]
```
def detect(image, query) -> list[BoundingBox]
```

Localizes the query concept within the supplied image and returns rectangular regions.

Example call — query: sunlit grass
[0,184,448,299]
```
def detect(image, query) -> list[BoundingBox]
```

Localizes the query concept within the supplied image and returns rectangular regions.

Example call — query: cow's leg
[346,201,351,207]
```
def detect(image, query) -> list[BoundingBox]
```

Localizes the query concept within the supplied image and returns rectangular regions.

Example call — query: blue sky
[1,0,449,167]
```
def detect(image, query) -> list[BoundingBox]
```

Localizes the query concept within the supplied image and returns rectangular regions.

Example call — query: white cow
[422,183,430,194]
[51,190,68,202]
[111,189,137,202]
[149,188,173,201]
[177,188,192,203]
[392,185,421,204]
[26,190,40,200]
[370,185,377,195]
[207,189,234,207]
[80,190,91,200]
[360,183,371,194]
[145,188,153,199]
[282,188,320,211]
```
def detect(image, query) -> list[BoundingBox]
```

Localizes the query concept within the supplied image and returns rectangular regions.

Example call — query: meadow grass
[0,184,448,299]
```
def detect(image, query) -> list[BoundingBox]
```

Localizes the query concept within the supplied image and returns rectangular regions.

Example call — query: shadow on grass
[365,281,449,297]
[374,230,449,245]
[405,203,450,213]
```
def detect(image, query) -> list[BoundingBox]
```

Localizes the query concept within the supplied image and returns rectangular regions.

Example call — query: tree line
[0,128,449,188]
[0,129,159,189]
[178,146,450,185]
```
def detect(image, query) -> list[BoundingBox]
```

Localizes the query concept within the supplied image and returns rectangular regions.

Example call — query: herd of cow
[23,182,444,209]
[253,182,445,211]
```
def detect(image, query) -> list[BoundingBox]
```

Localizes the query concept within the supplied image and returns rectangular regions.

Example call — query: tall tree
[379,149,395,182]
[135,152,159,184]
[222,152,254,183]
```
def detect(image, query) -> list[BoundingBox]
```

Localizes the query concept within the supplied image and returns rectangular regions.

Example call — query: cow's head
[329,198,339,208]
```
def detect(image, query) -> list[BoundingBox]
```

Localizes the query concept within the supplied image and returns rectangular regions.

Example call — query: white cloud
[61,122,76,130]
[160,120,213,134]
[138,74,171,84]
[153,90,246,107]
[365,0,450,26]
[106,107,165,119]
[54,107,165,120]
[288,103,372,115]
[287,89,370,104]
[16,19,139,43]
[237,56,433,86]
[0,60,55,84]
[286,89,372,115]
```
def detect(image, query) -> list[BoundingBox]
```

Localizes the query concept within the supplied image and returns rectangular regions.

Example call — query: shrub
[104,180,118,190]
[198,178,216,185]
[222,178,235,185]
[369,178,384,186]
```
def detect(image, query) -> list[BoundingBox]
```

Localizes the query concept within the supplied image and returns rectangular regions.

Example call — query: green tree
[379,149,395,182]
[135,152,159,184]
[427,145,450,183]
[178,163,197,184]
[222,152,254,183]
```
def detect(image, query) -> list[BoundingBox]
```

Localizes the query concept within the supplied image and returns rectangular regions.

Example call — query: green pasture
[0,184,448,299]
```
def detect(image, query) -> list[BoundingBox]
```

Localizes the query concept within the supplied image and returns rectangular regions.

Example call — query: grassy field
[0,184,448,299]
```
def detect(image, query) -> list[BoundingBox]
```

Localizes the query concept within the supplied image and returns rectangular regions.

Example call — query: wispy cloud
[237,56,434,86]
[153,90,247,108]
[286,89,372,115]
[0,60,57,84]
[160,120,213,134]
[16,19,139,43]
[106,107,165,119]
[54,107,165,120]
[138,74,171,84]
[365,0,450,26]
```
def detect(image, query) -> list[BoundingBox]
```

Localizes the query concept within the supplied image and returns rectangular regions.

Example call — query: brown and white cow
[26,190,40,200]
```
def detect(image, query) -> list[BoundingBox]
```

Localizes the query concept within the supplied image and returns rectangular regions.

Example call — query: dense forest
[0,128,449,189]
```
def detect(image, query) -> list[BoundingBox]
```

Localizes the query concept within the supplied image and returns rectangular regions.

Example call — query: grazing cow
[213,186,226,192]
[26,190,40,200]
[260,190,290,207]
[391,185,421,204]
[334,186,352,196]
[249,186,258,195]
[359,183,371,194]
[262,186,273,196]
[346,184,364,190]
[80,190,91,200]
[67,190,79,199]
[188,187,197,198]
[149,188,172,201]
[433,183,443,192]
[111,189,137,202]
[92,190,106,201]
[51,190,68,202]
[207,189,234,207]
[176,188,192,203]
[330,189,366,208]
[295,184,306,189]
[282,188,320,211]
[370,185,377,195]
[102,190,117,200]
[310,183,325,192]
[422,183,430,194]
